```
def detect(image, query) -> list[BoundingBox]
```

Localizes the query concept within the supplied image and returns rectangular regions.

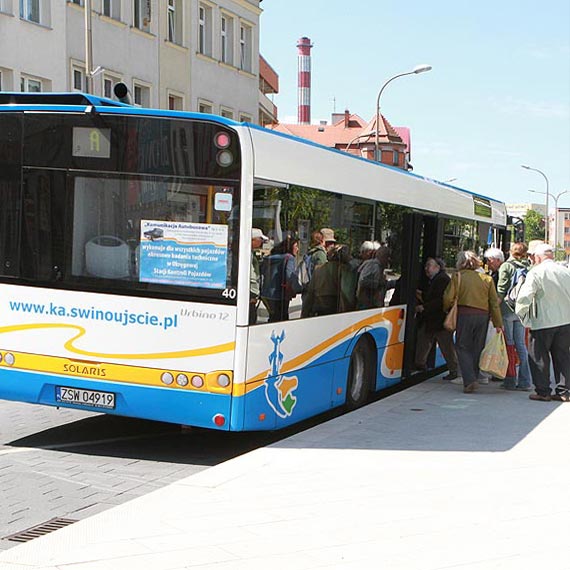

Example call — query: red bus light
[214,132,231,149]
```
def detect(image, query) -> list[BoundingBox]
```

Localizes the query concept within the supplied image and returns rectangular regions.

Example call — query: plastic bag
[479,331,508,379]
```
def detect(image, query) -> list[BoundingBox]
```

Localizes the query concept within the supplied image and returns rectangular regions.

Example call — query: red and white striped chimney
[297,37,313,125]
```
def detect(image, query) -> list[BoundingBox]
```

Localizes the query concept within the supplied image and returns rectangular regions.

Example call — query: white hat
[251,228,268,241]
[527,240,545,254]
[534,243,553,256]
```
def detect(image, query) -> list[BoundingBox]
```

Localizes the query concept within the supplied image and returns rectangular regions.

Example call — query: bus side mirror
[114,83,131,104]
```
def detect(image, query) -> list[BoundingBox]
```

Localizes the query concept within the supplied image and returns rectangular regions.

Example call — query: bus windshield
[0,112,241,305]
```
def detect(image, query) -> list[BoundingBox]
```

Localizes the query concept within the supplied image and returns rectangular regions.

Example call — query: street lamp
[521,165,549,242]
[344,130,377,153]
[529,189,569,255]
[375,65,432,163]
[84,0,93,93]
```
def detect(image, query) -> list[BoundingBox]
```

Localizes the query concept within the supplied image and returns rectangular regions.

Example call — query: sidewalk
[1,375,569,570]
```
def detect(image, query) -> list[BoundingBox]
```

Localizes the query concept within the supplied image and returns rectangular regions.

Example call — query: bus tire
[346,335,376,410]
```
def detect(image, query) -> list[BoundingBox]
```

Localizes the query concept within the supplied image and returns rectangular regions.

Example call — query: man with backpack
[515,243,570,402]
[298,231,328,309]
[496,242,532,390]
[305,230,328,282]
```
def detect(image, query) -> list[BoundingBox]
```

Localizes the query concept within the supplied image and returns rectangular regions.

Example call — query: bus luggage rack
[3,517,78,543]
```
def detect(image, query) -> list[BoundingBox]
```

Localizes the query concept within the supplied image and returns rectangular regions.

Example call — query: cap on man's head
[528,240,545,255]
[251,228,268,241]
[534,243,553,256]
[320,228,336,243]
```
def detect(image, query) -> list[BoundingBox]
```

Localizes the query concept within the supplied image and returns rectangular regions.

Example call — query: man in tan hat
[320,228,336,252]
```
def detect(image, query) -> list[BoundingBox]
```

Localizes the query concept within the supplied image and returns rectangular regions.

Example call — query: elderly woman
[443,251,503,393]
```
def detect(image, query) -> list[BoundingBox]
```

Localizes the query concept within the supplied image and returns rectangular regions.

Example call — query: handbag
[505,344,518,378]
[443,272,461,332]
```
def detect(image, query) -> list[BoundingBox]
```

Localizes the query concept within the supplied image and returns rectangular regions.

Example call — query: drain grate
[3,517,78,543]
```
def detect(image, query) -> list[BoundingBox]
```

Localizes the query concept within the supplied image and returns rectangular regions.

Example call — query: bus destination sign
[72,127,111,158]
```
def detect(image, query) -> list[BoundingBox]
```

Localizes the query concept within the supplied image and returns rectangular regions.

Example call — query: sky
[259,0,570,209]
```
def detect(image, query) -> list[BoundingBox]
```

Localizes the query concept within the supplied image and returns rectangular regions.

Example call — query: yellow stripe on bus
[0,323,235,359]
[0,349,233,394]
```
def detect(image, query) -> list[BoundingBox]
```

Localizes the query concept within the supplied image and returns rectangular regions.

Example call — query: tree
[523,209,545,241]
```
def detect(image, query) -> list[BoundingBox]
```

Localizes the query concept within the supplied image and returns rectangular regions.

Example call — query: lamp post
[521,165,549,242]
[84,0,93,93]
[375,64,432,163]
[529,189,569,256]
[344,131,377,153]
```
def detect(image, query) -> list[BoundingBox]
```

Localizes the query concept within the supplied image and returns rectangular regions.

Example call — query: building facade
[554,208,570,256]
[0,0,266,122]
[273,110,410,170]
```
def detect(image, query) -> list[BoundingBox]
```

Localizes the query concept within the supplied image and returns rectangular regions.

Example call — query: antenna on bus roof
[114,83,131,105]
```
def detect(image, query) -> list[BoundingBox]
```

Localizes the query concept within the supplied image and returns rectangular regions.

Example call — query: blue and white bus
[0,91,507,430]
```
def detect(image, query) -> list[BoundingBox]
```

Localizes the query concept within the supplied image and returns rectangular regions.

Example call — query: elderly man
[484,247,505,288]
[414,257,459,380]
[516,243,570,402]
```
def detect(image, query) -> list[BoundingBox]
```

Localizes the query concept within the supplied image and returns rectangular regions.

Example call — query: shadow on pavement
[6,414,286,465]
[274,377,563,453]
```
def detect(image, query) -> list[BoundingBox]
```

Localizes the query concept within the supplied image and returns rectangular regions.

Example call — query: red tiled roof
[273,113,406,152]
[394,127,410,154]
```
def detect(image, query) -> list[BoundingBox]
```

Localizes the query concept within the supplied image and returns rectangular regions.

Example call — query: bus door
[400,212,440,378]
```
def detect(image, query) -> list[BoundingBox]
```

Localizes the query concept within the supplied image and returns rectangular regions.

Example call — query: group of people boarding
[249,228,392,324]
[415,241,570,401]
[251,226,570,402]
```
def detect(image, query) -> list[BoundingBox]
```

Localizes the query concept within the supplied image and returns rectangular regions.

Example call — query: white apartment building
[0,0,262,122]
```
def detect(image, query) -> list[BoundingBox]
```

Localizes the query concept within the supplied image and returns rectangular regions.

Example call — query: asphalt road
[0,401,288,551]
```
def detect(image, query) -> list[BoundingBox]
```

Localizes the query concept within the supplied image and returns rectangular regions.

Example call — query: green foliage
[523,209,545,241]
[554,247,567,262]
[275,185,333,234]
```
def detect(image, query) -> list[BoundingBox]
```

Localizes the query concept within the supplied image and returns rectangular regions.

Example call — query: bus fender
[343,327,377,358]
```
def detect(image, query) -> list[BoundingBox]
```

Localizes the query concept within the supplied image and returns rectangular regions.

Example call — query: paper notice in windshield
[139,220,228,288]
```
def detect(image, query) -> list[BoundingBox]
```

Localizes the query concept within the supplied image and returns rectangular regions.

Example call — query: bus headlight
[176,374,189,387]
[191,375,204,388]
[217,373,231,388]
[4,353,15,366]
[161,372,174,385]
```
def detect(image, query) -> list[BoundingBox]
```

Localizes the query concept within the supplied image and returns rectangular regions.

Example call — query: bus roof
[0,92,505,219]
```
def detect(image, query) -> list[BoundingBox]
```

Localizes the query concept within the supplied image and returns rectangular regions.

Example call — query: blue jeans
[502,310,532,388]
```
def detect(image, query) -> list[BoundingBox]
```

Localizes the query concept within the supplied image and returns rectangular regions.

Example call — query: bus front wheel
[346,335,376,409]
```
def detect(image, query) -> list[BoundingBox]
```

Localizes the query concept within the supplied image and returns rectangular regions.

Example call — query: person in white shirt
[515,243,570,402]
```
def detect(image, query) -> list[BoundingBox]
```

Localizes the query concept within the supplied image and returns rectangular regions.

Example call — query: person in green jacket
[496,242,532,390]
[301,245,356,317]
[443,251,503,394]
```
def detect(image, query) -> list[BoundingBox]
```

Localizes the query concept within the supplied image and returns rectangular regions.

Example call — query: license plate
[56,386,115,409]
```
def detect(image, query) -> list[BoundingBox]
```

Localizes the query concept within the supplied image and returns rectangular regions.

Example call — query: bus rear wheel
[346,335,376,409]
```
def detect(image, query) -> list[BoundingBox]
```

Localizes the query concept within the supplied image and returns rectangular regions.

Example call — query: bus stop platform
[1,374,568,570]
